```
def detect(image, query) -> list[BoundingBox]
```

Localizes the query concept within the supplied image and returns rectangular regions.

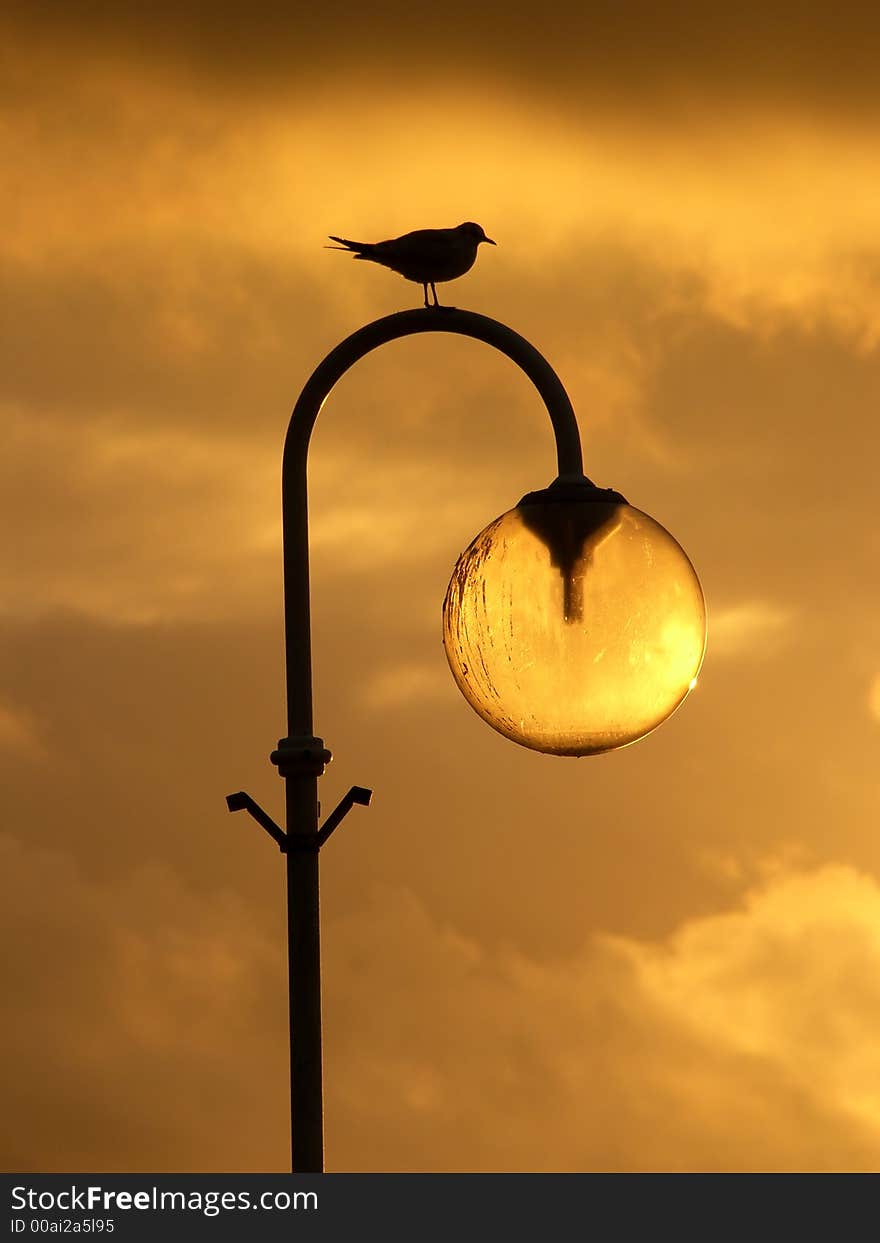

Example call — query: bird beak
[484,237,497,245]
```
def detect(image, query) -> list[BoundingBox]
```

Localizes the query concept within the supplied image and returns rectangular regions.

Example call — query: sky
[3,2,880,1172]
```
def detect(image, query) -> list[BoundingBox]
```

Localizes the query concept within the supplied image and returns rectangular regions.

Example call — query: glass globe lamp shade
[442,481,707,756]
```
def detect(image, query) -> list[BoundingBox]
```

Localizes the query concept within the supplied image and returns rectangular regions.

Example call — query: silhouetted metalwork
[225,791,287,850]
[517,478,627,624]
[226,787,372,852]
[228,306,591,1173]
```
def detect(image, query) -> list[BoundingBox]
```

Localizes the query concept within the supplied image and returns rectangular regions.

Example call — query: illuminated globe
[442,479,707,756]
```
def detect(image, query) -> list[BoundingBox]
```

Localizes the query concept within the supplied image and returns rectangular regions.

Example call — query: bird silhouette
[327,222,496,308]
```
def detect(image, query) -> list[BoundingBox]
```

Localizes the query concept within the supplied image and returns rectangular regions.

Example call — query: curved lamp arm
[267,307,588,1174]
[280,308,587,739]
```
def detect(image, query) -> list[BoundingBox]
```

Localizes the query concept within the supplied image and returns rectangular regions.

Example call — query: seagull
[327,222,496,308]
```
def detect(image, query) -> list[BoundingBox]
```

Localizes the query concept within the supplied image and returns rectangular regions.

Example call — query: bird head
[457,222,496,246]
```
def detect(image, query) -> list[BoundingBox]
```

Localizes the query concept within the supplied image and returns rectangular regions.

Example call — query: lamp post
[226,307,706,1173]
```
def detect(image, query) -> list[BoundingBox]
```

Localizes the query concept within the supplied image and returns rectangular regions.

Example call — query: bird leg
[430,282,440,307]
[422,283,430,308]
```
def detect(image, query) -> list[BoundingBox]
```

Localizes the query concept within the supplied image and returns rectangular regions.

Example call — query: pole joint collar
[270,736,333,778]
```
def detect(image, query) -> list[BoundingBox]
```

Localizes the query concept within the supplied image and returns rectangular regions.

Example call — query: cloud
[7,1,880,124]
[0,700,43,758]
[325,865,880,1170]
[0,834,288,1172]
[4,0,880,1178]
[5,746,880,1171]
[7,45,880,344]
[621,866,880,1138]
[0,407,282,624]
[708,600,794,658]
[358,661,451,711]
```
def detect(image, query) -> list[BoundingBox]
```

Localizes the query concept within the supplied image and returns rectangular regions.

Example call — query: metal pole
[272,308,586,1172]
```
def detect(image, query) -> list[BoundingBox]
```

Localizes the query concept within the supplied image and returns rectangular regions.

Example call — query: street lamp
[226,307,707,1173]
[443,481,706,755]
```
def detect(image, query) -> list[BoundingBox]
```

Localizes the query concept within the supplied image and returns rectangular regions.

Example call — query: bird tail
[326,234,374,257]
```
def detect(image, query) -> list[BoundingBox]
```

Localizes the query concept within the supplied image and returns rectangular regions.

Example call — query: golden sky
[3,2,880,1171]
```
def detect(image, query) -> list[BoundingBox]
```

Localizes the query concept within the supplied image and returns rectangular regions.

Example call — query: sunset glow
[3,1,880,1173]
